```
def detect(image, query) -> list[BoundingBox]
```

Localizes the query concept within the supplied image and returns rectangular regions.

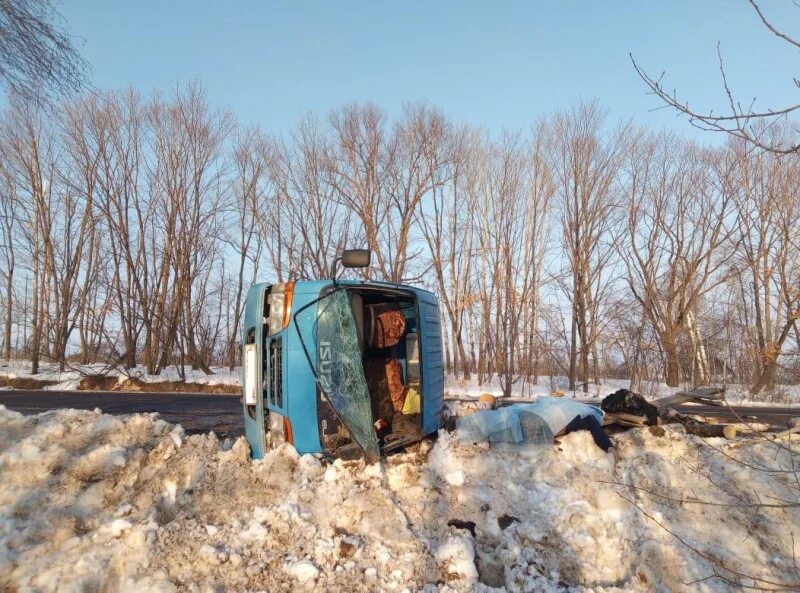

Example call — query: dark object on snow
[339,540,358,558]
[564,414,614,451]
[447,519,477,538]
[498,514,521,530]
[601,389,658,426]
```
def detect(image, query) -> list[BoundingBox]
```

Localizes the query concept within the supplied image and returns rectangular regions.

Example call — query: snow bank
[1,404,798,592]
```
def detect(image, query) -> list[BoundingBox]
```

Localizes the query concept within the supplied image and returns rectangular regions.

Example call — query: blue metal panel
[417,290,444,435]
[283,287,330,454]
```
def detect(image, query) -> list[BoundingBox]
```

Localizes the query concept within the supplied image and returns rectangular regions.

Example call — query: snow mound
[1,405,798,592]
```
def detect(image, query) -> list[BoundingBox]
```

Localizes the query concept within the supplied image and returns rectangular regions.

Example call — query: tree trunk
[750,316,795,395]
[568,301,577,391]
[664,339,681,387]
[31,224,41,375]
[4,265,12,360]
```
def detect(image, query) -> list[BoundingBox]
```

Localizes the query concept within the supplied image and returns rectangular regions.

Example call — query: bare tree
[271,115,355,280]
[546,101,632,392]
[417,124,476,379]
[622,133,735,387]
[472,133,528,395]
[1,85,796,394]
[724,131,800,393]
[148,84,233,374]
[383,104,451,283]
[632,1,800,154]
[327,104,390,280]
[327,103,449,283]
[519,129,555,387]
[1,96,58,373]
[0,0,88,101]
[225,127,268,369]
[0,155,21,359]
[472,131,555,397]
[92,89,148,369]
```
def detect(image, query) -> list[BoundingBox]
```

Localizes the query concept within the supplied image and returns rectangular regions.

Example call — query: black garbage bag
[601,389,659,426]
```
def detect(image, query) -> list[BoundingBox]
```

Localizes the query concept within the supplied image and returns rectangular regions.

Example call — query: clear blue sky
[63,1,799,142]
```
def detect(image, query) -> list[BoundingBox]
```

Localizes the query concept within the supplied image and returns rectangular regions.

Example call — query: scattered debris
[731,423,800,448]
[447,519,477,538]
[685,423,738,439]
[726,422,770,433]
[497,514,520,530]
[597,386,769,444]
[603,411,651,428]
[651,386,726,410]
[601,389,659,425]
[476,393,497,410]
[338,538,360,559]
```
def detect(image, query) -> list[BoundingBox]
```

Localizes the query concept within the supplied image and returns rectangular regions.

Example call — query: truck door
[417,291,444,434]
[294,288,380,462]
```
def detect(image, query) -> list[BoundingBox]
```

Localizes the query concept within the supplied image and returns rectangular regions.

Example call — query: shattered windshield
[295,288,379,461]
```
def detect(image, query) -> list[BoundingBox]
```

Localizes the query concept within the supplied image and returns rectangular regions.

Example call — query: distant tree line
[0,85,798,396]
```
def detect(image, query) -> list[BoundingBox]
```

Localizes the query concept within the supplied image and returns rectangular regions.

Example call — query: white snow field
[443,374,800,406]
[2,405,798,592]
[0,361,241,391]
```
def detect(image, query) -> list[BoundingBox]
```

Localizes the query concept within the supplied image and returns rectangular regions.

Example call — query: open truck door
[294,288,381,462]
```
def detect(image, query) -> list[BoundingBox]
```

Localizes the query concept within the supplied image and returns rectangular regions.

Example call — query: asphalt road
[0,390,796,438]
[0,390,244,438]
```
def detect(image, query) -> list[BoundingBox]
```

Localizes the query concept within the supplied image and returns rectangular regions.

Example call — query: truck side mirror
[341,249,371,268]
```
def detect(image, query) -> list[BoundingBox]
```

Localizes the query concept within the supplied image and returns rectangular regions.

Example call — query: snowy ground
[2,405,798,593]
[0,360,240,391]
[443,374,800,407]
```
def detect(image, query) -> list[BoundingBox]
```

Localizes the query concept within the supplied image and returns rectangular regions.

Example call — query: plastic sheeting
[519,396,604,435]
[312,289,380,461]
[456,397,604,454]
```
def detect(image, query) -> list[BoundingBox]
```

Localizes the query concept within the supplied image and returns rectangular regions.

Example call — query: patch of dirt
[77,374,240,395]
[0,376,58,390]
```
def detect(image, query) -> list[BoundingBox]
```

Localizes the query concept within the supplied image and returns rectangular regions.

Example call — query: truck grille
[269,337,283,408]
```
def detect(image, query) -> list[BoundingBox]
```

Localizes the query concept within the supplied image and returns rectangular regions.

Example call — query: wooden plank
[685,424,737,439]
[730,425,800,448]
[652,387,726,410]
[651,394,693,409]
[604,412,648,427]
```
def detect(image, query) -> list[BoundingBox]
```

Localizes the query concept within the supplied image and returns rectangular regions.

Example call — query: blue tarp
[456,397,604,451]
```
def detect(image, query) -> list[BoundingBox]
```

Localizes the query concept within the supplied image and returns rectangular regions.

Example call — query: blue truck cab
[241,260,444,462]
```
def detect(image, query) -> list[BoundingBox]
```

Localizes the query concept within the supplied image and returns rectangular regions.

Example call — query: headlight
[267,412,294,447]
[267,281,295,335]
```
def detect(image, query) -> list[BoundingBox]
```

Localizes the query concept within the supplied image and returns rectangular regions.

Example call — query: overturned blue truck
[241,250,444,462]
